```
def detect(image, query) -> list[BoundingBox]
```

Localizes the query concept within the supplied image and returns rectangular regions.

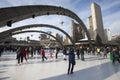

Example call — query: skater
[40,48,47,61]
[49,49,53,60]
[67,47,76,74]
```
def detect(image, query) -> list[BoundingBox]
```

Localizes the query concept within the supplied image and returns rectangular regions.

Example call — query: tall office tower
[63,35,70,45]
[40,34,47,40]
[91,2,106,43]
[70,20,85,42]
[55,33,63,42]
[104,29,111,41]
[87,16,94,39]
[47,31,52,39]
[70,20,75,42]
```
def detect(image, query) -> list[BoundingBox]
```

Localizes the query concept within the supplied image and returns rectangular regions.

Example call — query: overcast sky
[0,0,120,40]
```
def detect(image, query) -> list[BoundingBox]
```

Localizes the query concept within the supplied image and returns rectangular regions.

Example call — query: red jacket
[41,49,45,55]
[22,49,27,57]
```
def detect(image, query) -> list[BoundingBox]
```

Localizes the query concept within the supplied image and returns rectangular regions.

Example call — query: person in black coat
[76,46,80,59]
[80,46,85,61]
[67,47,76,74]
[17,47,24,64]
[55,47,60,59]
[63,47,67,60]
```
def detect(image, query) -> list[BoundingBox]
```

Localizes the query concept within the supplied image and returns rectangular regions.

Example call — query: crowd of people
[0,45,120,75]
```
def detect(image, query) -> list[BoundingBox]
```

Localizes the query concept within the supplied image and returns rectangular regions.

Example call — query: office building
[91,2,106,43]
[70,20,85,42]
[87,16,94,39]
[104,29,111,41]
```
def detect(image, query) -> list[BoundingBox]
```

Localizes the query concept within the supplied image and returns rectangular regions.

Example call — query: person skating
[40,48,47,61]
[21,48,28,63]
[80,46,85,61]
[67,47,76,75]
[112,47,120,64]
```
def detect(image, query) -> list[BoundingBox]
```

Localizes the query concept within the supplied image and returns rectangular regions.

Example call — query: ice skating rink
[0,51,120,80]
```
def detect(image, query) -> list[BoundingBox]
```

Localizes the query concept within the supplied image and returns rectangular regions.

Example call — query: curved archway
[9,30,63,47]
[0,5,91,44]
[0,24,74,45]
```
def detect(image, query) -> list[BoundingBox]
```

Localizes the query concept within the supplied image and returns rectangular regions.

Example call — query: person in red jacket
[40,48,47,61]
[22,48,28,63]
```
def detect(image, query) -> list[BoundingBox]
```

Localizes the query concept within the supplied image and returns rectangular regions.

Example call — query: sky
[0,0,120,41]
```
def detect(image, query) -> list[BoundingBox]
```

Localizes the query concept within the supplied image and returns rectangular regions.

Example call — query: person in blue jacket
[67,47,76,74]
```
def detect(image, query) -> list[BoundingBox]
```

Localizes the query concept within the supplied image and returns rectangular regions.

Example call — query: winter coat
[68,48,75,65]
[41,49,45,55]
[22,49,27,57]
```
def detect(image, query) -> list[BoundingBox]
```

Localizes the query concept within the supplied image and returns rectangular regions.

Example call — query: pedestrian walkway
[0,52,120,80]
